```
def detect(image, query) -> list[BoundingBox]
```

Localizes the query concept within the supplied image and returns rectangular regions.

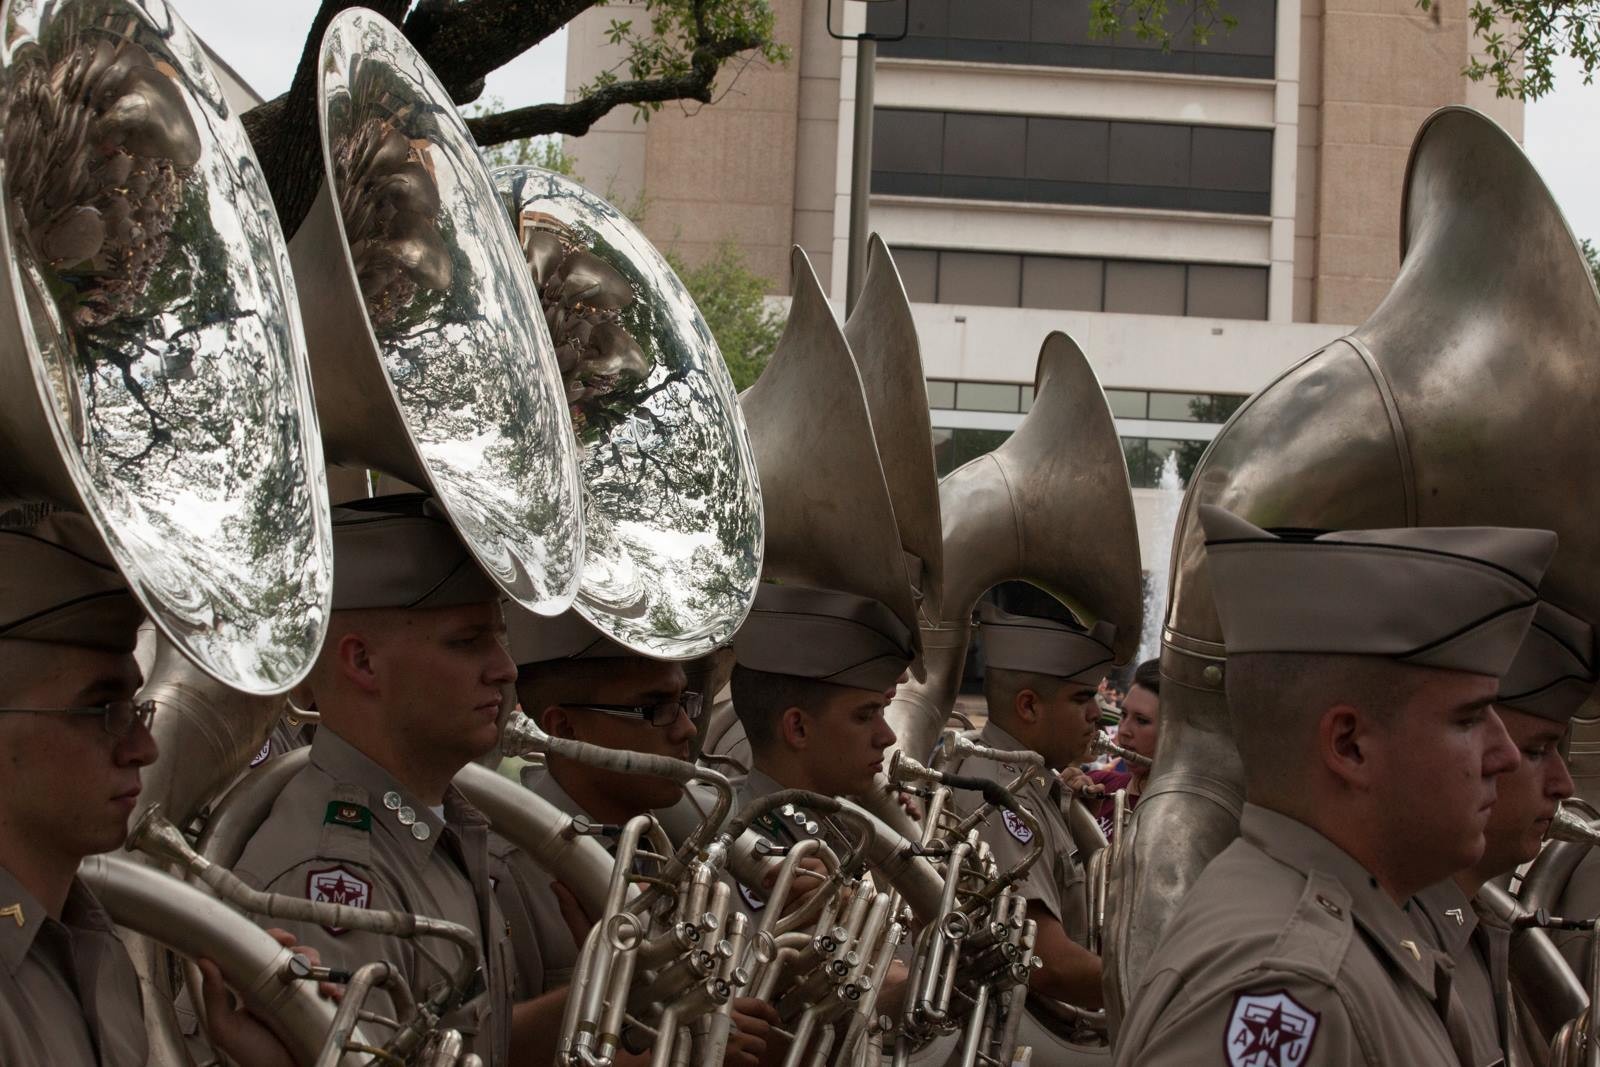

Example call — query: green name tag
[324,801,372,831]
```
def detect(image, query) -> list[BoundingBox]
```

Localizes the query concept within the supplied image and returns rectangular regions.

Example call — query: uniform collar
[975,722,1051,793]
[1415,879,1480,954]
[310,728,481,862]
[0,868,113,975]
[1240,804,1449,995]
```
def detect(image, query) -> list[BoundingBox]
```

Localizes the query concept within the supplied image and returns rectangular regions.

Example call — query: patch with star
[1001,809,1034,844]
[307,865,371,934]
[1224,989,1319,1067]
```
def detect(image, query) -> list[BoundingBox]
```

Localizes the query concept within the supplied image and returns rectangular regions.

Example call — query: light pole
[828,1,909,316]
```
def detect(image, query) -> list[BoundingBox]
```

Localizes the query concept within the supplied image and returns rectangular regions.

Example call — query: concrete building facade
[562,0,1521,565]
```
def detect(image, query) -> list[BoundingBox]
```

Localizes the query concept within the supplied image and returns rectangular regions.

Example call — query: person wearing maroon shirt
[1087,658,1159,842]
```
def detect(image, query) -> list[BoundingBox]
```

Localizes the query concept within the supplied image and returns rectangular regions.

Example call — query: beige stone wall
[1293,0,1324,321]
[791,0,843,292]
[1313,0,1473,323]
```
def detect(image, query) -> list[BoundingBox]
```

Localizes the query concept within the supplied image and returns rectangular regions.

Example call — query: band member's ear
[781,705,808,750]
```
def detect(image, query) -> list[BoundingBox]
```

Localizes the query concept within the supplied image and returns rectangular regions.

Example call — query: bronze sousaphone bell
[1106,105,1600,1026]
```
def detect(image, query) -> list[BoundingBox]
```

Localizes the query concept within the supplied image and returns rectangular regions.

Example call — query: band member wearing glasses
[1113,507,1550,1067]
[0,511,328,1067]
[230,495,525,1065]
[1411,601,1595,1067]
[487,608,780,1067]
[949,602,1119,1012]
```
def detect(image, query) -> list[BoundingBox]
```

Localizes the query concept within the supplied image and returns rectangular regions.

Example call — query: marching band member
[229,496,527,1064]
[1086,658,1161,842]
[486,608,781,1067]
[949,602,1116,1009]
[1113,506,1553,1067]
[0,512,325,1067]
[1411,601,1594,1067]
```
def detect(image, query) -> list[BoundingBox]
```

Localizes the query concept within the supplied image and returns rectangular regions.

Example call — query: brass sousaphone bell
[883,332,1144,769]
[1106,106,1600,1026]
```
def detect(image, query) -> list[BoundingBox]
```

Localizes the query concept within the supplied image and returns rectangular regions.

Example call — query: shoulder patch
[307,864,371,934]
[249,739,272,767]
[1225,989,1320,1067]
[324,801,372,831]
[1001,808,1034,844]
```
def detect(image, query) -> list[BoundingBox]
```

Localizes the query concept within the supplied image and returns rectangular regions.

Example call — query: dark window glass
[871,0,1276,79]
[873,110,944,175]
[1186,264,1269,320]
[1104,261,1186,315]
[934,427,1013,477]
[1026,117,1109,183]
[1021,255,1103,311]
[944,113,1027,178]
[873,109,1271,215]
[1191,127,1273,193]
[939,251,1022,306]
[893,247,940,303]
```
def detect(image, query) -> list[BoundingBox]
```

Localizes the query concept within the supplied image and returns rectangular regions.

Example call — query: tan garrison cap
[979,603,1116,685]
[1201,505,1556,677]
[505,606,632,666]
[1497,601,1596,722]
[331,494,499,611]
[733,581,914,692]
[0,510,142,651]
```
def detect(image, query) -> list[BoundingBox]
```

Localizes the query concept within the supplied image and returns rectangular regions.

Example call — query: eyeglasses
[560,691,704,728]
[0,699,157,738]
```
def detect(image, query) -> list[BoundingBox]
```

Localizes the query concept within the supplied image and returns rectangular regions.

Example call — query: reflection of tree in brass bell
[517,210,652,436]
[334,109,453,331]
[4,36,201,328]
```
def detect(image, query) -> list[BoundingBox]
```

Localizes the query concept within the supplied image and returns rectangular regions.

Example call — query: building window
[933,427,1013,477]
[897,246,1268,320]
[867,0,1277,79]
[1123,436,1209,488]
[874,110,1272,216]
[929,381,1245,424]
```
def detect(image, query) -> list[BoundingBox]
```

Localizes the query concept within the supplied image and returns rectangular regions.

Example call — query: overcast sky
[183,2,1600,242]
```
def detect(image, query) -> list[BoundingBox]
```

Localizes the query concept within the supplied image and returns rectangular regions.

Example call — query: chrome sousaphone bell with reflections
[0,0,357,1059]
[289,7,583,614]
[0,0,333,694]
[1106,105,1600,1031]
[493,166,764,657]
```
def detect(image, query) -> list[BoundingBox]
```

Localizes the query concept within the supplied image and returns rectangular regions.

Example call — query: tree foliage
[1088,0,1239,52]
[1582,238,1600,292]
[1416,0,1600,98]
[243,0,786,236]
[667,242,784,391]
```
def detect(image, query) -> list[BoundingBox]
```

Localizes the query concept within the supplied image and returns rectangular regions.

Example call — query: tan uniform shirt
[1113,804,1471,1067]
[0,869,146,1067]
[233,728,514,1065]
[725,768,843,919]
[488,767,587,998]
[1413,881,1506,1067]
[950,722,1088,942]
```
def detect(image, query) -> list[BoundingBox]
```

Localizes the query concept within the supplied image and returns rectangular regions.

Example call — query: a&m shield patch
[1001,808,1034,844]
[307,865,371,934]
[1225,990,1318,1066]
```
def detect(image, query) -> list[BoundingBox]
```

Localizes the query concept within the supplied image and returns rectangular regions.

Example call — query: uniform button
[1314,895,1343,919]
[383,791,403,810]
[397,806,416,826]
[412,822,432,841]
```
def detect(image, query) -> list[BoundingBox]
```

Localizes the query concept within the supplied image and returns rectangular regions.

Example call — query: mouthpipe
[80,854,371,1066]
[129,805,480,1027]
[1091,736,1153,771]
[1549,803,1600,848]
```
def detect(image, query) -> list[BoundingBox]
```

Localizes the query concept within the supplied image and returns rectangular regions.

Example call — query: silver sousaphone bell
[494,167,764,657]
[0,0,333,695]
[289,8,584,614]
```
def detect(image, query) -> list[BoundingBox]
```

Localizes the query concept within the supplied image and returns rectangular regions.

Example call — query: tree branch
[403,0,595,100]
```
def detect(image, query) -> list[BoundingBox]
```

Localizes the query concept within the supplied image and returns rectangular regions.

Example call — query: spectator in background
[1087,658,1160,841]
